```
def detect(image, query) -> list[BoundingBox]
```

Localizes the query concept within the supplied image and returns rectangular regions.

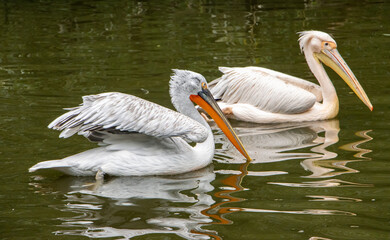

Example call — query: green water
[1,1,389,239]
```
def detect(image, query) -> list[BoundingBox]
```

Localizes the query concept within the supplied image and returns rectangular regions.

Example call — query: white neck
[304,50,339,110]
[171,91,215,167]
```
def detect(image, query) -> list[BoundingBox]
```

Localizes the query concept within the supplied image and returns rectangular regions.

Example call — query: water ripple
[241,207,356,216]
[268,179,374,188]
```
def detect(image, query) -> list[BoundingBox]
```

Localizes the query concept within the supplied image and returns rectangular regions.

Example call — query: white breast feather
[48,92,208,143]
[210,67,321,114]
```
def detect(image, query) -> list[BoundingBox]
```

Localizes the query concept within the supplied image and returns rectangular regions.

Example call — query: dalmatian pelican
[29,70,251,177]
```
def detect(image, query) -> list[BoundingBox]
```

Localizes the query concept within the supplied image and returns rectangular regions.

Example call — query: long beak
[190,85,251,161]
[315,48,373,111]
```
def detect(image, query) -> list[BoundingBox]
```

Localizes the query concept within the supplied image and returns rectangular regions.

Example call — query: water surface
[0,1,389,239]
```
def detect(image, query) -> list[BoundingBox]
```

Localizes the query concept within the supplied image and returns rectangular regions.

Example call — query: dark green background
[0,1,389,239]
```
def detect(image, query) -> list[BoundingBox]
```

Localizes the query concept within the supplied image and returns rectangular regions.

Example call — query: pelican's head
[170,69,251,161]
[298,30,373,111]
[170,69,208,97]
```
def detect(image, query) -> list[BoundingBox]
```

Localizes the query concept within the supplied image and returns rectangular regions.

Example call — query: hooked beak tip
[318,49,373,112]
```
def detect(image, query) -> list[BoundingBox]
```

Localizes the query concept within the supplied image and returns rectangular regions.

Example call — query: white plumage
[208,31,372,123]
[50,92,208,143]
[211,67,322,114]
[29,70,249,176]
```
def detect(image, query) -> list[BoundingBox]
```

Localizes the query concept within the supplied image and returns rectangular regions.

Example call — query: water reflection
[301,130,372,179]
[30,163,253,239]
[269,179,373,188]
[214,119,373,186]
[31,166,219,239]
[29,119,374,239]
[202,120,374,240]
[201,162,249,229]
[241,207,355,216]
[214,120,340,165]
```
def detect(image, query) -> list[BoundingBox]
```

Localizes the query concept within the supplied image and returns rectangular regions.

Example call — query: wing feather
[49,92,208,143]
[210,67,322,114]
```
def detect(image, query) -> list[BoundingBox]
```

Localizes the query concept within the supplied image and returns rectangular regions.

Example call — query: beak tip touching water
[190,86,251,161]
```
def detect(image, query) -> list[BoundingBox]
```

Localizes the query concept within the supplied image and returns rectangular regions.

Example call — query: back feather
[210,67,321,114]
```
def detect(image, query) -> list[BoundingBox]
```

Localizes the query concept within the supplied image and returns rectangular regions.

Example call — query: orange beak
[190,83,251,161]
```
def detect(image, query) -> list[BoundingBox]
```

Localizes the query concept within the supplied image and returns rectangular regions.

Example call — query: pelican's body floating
[29,70,250,177]
[208,31,373,123]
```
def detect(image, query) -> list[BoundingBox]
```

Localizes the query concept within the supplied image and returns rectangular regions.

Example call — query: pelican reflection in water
[207,31,373,123]
[213,120,373,182]
[30,167,220,239]
[29,120,373,239]
[29,70,250,177]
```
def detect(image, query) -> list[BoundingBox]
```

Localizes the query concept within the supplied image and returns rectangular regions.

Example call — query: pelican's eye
[201,82,207,89]
[322,41,336,50]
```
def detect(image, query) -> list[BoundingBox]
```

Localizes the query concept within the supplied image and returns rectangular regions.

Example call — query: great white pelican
[207,30,373,123]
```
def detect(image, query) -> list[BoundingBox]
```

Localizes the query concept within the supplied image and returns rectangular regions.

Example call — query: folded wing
[209,67,322,114]
[48,92,208,143]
